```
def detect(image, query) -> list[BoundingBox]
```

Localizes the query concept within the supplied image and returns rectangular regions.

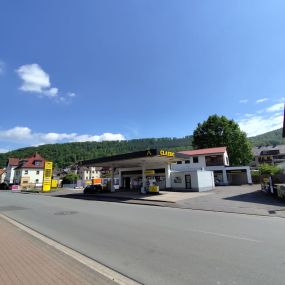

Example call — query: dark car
[83,184,103,194]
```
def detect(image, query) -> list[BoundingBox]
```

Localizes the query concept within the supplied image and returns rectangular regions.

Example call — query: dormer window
[34,160,41,166]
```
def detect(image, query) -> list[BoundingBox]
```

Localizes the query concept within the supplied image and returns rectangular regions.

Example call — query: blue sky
[0,0,284,152]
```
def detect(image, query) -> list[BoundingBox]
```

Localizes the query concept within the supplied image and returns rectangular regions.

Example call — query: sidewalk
[0,215,117,285]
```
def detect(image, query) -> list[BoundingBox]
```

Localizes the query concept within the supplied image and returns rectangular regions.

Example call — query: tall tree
[192,115,252,166]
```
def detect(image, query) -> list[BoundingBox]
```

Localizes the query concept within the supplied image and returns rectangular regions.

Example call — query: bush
[259,164,282,176]
[61,173,79,185]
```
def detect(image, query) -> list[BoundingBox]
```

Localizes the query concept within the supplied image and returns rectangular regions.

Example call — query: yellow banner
[42,161,53,192]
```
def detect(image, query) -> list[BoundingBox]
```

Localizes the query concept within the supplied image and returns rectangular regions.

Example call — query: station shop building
[79,147,252,192]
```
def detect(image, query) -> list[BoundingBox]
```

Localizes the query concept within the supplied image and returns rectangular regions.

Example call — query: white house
[75,166,101,181]
[4,158,20,184]
[172,147,252,185]
[14,153,45,189]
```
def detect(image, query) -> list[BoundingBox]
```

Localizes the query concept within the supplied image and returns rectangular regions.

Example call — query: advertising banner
[42,161,53,192]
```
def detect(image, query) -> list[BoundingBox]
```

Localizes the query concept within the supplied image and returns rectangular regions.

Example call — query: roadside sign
[43,161,53,192]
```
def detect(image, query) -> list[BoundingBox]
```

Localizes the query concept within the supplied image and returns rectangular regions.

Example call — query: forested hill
[249,128,284,146]
[0,137,193,168]
[0,128,283,168]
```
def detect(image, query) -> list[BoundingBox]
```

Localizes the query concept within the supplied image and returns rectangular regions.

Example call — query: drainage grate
[54,211,78,216]
[0,206,28,212]
[268,210,276,215]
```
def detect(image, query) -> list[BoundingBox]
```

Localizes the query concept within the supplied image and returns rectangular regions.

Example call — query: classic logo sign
[159,150,175,157]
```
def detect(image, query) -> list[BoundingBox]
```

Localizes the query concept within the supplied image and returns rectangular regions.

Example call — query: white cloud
[256,98,268,104]
[238,113,283,137]
[16,64,75,102]
[17,64,51,93]
[0,126,126,146]
[0,127,32,140]
[266,103,284,113]
[0,148,9,153]
[43,87,58,97]
[239,99,248,104]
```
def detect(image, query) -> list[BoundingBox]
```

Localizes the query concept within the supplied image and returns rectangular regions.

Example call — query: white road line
[0,213,141,285]
[187,228,262,243]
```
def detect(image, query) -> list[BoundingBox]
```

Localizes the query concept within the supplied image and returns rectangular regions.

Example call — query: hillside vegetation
[249,128,284,146]
[0,128,283,168]
[0,137,193,168]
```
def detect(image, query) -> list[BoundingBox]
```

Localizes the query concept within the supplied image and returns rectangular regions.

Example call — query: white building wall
[15,169,44,185]
[78,167,101,180]
[4,165,17,184]
[171,173,186,189]
[196,171,215,191]
[170,170,214,192]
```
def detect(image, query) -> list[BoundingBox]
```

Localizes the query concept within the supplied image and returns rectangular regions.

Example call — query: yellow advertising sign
[159,150,175,157]
[148,185,159,193]
[51,179,58,188]
[144,170,155,175]
[42,161,53,192]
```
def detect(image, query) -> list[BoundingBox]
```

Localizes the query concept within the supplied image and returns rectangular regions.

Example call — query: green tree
[62,173,79,185]
[259,164,282,175]
[192,115,252,166]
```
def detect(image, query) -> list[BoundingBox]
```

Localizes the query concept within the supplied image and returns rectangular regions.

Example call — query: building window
[174,177,182,183]
[24,170,28,175]
[35,179,39,183]
[193,157,199,163]
[205,155,223,166]
[185,160,190,164]
[177,161,182,164]
[36,171,40,175]
[34,161,41,166]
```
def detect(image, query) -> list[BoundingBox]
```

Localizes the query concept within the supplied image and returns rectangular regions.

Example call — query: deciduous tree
[192,115,252,165]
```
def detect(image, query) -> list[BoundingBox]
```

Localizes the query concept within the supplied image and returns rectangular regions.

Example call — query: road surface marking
[188,228,262,243]
[0,213,141,285]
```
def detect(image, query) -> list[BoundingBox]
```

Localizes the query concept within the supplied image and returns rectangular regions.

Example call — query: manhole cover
[54,211,78,216]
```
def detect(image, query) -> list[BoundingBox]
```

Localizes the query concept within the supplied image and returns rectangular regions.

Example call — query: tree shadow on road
[223,190,285,206]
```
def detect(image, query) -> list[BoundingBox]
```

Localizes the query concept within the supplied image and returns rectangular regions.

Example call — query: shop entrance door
[185,175,191,189]
[124,177,131,189]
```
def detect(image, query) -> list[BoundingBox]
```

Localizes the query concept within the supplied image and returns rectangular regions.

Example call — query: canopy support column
[141,164,146,193]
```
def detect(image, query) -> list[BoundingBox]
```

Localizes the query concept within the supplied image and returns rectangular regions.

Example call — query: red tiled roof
[15,153,45,169]
[179,147,227,156]
[8,158,20,166]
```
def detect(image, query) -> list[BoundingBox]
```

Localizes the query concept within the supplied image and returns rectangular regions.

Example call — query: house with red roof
[172,147,252,186]
[13,153,45,189]
[4,158,20,184]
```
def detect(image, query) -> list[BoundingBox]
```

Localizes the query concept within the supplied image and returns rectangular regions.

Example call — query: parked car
[0,183,8,190]
[83,184,103,194]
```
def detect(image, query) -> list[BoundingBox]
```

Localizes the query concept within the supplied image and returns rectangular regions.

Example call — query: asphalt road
[0,191,284,285]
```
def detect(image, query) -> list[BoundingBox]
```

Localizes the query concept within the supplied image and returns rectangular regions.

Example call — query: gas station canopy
[78,149,189,168]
